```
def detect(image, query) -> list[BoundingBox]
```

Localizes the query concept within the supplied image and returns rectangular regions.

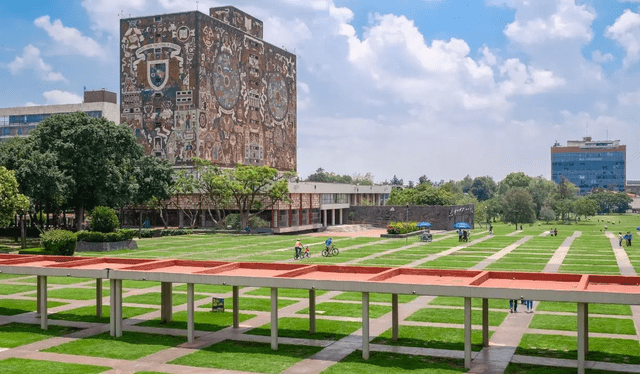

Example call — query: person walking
[489,223,493,235]
[554,228,558,236]
[294,238,303,259]
[509,299,518,313]
[619,232,624,247]
[458,229,463,242]
[524,299,534,312]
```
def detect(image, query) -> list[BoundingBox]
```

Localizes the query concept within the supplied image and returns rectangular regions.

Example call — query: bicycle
[322,244,339,257]
[294,245,310,260]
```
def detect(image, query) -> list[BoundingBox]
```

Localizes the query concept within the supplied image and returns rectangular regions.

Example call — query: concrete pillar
[578,302,587,374]
[233,286,239,328]
[114,279,123,337]
[339,209,343,225]
[201,210,206,227]
[161,282,173,323]
[331,209,335,226]
[38,276,47,330]
[178,210,184,228]
[309,289,316,334]
[482,298,489,347]
[36,277,42,316]
[464,297,472,369]
[271,287,278,350]
[109,279,116,336]
[96,278,103,318]
[585,303,589,354]
[323,210,327,226]
[362,292,370,360]
[392,293,399,341]
[187,283,194,343]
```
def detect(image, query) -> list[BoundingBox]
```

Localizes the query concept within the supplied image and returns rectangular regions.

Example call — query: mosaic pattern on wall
[120,6,297,171]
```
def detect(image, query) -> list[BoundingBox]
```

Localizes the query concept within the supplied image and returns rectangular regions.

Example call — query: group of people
[509,298,534,313]
[549,228,558,236]
[294,237,333,258]
[457,229,469,242]
[619,232,634,247]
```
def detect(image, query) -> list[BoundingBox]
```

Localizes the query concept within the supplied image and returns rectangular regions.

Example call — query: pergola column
[161,282,173,323]
[96,278,103,318]
[362,292,370,360]
[392,293,399,340]
[331,209,335,226]
[271,287,278,350]
[464,297,472,369]
[323,210,327,226]
[109,279,116,336]
[339,209,343,225]
[115,279,123,337]
[37,275,47,330]
[178,211,184,228]
[233,286,239,328]
[187,283,194,343]
[578,302,589,374]
[482,298,489,347]
[309,289,316,334]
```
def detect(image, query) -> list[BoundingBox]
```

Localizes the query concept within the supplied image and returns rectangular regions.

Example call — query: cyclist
[294,238,303,259]
[325,237,333,251]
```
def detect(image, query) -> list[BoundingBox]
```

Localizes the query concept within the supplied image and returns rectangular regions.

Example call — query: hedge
[77,229,136,242]
[386,221,420,235]
[40,229,77,256]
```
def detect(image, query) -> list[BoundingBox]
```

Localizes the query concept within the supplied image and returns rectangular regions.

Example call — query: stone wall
[344,204,474,230]
[76,240,138,252]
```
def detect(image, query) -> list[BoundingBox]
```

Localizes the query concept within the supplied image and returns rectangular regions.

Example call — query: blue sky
[2,0,640,184]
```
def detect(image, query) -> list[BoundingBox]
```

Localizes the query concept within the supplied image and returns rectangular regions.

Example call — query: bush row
[40,229,76,256]
[77,229,136,242]
[386,221,420,235]
[138,228,194,238]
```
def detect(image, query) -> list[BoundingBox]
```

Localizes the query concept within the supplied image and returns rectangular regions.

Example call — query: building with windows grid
[0,90,119,140]
[551,137,626,194]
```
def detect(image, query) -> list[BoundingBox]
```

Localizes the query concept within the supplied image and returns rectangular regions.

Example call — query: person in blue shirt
[325,238,333,250]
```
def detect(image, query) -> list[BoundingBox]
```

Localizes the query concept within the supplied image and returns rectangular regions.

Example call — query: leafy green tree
[588,191,632,214]
[28,113,144,230]
[172,168,203,228]
[501,188,536,229]
[470,176,497,201]
[418,175,432,186]
[456,175,474,194]
[528,177,556,218]
[390,175,403,186]
[0,166,29,227]
[574,196,599,219]
[539,205,556,224]
[131,156,174,229]
[485,197,503,223]
[498,172,533,196]
[556,176,579,200]
[88,206,119,233]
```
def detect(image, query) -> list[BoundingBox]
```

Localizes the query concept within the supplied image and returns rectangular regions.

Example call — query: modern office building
[119,6,297,171]
[0,90,119,140]
[551,137,626,194]
[626,180,640,195]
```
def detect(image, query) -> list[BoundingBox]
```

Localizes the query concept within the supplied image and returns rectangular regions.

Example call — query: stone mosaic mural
[120,6,296,171]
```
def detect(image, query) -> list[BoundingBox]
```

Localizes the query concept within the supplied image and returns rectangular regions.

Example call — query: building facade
[0,90,119,140]
[551,137,626,194]
[120,6,297,171]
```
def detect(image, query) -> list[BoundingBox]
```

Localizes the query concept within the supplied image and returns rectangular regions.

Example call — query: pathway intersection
[0,226,638,374]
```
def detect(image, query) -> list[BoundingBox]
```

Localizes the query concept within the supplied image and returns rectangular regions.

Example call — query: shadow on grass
[515,347,640,365]
[505,362,622,374]
[0,300,66,316]
[372,336,485,352]
[322,350,466,374]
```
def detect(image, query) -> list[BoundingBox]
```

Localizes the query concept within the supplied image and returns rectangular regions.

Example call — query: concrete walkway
[542,231,581,273]
[403,233,494,268]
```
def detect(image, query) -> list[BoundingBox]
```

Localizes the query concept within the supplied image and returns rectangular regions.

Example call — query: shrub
[138,229,153,238]
[223,214,269,229]
[88,206,120,233]
[386,221,419,235]
[161,229,194,236]
[40,229,76,256]
[77,228,137,242]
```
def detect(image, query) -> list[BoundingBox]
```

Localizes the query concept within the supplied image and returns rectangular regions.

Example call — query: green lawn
[246,317,362,341]
[50,305,156,324]
[245,287,326,298]
[0,284,36,295]
[137,310,255,332]
[43,331,187,360]
[535,302,632,315]
[373,325,491,351]
[27,287,110,301]
[123,292,208,306]
[529,314,636,335]
[0,358,110,374]
[169,340,322,374]
[407,307,508,326]
[0,323,77,348]
[321,350,467,374]
[331,292,417,303]
[0,299,66,316]
[429,297,505,309]
[20,276,95,285]
[174,284,233,294]
[505,363,623,374]
[122,280,160,289]
[297,302,391,319]
[516,334,640,364]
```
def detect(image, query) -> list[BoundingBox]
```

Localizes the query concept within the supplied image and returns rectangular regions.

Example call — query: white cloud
[591,50,614,63]
[263,17,312,51]
[42,90,83,105]
[7,45,67,82]
[606,9,640,68]
[34,15,105,58]
[618,90,640,106]
[501,0,595,45]
[81,0,147,35]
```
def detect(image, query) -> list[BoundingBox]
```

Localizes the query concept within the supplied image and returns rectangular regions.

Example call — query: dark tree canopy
[501,187,536,227]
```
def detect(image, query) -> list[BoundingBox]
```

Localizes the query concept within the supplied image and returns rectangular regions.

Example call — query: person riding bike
[325,237,333,251]
[295,239,303,259]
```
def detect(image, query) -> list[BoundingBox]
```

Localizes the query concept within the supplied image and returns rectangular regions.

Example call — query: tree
[173,169,203,228]
[196,158,233,228]
[498,172,533,196]
[28,113,144,230]
[0,166,29,227]
[456,175,473,194]
[539,205,556,224]
[470,176,497,201]
[390,175,403,186]
[418,175,432,186]
[528,177,556,218]
[502,188,536,229]
[485,197,503,223]
[131,156,174,229]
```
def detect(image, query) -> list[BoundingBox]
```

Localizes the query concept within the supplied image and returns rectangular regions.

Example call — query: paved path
[403,233,493,268]
[470,236,532,270]
[542,231,581,273]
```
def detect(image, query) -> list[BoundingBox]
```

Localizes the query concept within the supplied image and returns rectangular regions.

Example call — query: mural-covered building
[120,6,297,171]
[551,137,626,194]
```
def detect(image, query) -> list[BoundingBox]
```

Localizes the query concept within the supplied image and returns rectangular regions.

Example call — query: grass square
[373,325,491,352]
[245,287,326,298]
[321,350,467,374]
[516,333,640,364]
[407,307,508,326]
[505,363,621,374]
[535,302,632,315]
[429,297,505,309]
[123,292,208,306]
[0,323,77,348]
[331,292,417,303]
[26,287,110,301]
[0,358,110,374]
[168,340,322,374]
[50,305,156,324]
[43,331,187,360]
[203,297,299,312]
[529,314,636,335]
[137,310,255,332]
[174,284,233,294]
[0,284,36,295]
[246,317,361,341]
[19,276,96,285]
[0,299,66,316]
[297,302,391,318]
[122,280,160,289]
